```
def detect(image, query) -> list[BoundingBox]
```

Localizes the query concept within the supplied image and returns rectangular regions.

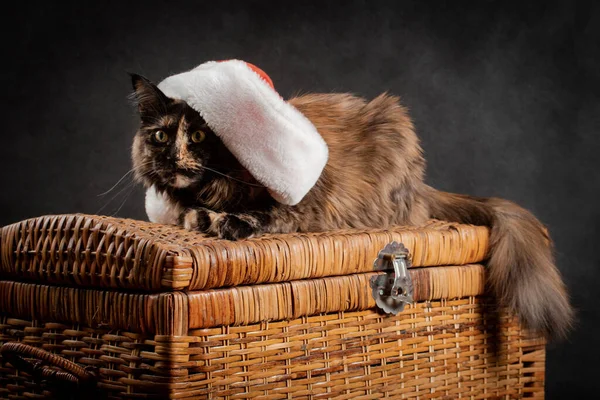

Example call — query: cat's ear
[129,73,170,120]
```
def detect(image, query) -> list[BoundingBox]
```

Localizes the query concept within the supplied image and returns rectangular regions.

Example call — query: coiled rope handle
[0,342,96,387]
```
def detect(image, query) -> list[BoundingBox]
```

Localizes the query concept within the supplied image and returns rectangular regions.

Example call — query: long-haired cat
[130,73,573,340]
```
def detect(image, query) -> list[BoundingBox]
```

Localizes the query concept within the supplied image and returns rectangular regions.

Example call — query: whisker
[198,165,266,188]
[96,180,136,215]
[97,161,153,196]
[110,186,136,217]
[97,170,135,197]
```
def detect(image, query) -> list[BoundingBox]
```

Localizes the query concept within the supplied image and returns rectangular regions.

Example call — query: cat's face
[130,74,239,190]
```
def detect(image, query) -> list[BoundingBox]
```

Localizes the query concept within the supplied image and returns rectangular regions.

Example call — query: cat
[130,73,573,340]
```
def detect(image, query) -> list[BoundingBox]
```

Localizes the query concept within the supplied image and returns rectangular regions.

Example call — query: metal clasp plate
[370,241,414,314]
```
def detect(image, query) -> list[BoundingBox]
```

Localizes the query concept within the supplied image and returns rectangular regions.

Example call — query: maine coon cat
[130,73,573,340]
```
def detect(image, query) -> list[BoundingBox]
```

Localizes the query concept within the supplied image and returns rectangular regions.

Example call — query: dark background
[1,0,598,397]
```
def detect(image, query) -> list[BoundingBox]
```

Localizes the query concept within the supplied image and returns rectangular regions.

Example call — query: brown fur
[130,75,573,340]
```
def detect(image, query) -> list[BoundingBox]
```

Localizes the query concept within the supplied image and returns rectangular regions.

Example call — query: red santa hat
[157,60,328,206]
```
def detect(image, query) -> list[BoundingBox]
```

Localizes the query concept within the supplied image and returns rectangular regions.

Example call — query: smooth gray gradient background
[1,0,598,397]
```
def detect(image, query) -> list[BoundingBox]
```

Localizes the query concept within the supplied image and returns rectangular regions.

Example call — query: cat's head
[129,74,241,191]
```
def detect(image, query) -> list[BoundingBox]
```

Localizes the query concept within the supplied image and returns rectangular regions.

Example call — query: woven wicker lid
[0,214,489,292]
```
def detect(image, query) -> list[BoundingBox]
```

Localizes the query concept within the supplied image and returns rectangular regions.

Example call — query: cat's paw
[215,214,257,240]
[180,208,218,232]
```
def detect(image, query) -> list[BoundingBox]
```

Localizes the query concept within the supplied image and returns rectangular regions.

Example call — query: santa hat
[157,60,328,206]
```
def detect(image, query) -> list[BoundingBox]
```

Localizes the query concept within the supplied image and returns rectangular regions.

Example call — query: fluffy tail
[427,187,573,339]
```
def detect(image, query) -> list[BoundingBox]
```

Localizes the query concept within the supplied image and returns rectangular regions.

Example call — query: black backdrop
[1,1,598,397]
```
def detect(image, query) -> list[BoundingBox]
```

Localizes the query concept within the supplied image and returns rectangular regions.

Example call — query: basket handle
[0,342,96,386]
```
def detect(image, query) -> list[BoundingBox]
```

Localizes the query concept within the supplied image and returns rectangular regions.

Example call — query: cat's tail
[426,187,573,339]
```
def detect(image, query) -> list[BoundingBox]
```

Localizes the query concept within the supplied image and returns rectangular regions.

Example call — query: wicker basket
[0,214,545,399]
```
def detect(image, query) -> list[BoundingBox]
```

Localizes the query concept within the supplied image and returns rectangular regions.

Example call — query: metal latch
[370,241,414,314]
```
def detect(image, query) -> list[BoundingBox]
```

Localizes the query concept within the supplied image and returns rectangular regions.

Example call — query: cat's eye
[191,130,206,143]
[153,130,168,143]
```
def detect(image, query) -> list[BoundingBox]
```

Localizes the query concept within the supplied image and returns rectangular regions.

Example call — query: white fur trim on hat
[157,60,328,206]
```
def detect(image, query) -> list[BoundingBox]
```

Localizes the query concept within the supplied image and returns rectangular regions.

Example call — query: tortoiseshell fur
[130,74,573,340]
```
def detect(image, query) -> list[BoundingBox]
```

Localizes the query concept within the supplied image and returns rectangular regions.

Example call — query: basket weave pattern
[0,215,489,291]
[0,215,545,399]
[0,299,544,399]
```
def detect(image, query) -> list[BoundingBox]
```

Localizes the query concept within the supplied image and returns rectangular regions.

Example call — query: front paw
[180,208,215,232]
[216,214,257,240]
